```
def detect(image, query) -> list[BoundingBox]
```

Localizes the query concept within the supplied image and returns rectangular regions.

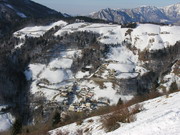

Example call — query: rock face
[90,3,180,24]
[0,20,180,130]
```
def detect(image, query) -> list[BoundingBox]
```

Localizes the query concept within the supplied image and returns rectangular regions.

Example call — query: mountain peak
[139,5,156,8]
[163,3,180,7]
[90,4,180,24]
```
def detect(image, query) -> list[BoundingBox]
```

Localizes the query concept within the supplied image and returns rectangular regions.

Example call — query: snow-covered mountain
[17,22,179,106]
[0,19,180,132]
[163,3,180,22]
[90,3,180,25]
[0,0,179,134]
[6,20,179,131]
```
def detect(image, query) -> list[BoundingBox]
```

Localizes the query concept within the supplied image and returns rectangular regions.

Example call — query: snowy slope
[54,22,124,44]
[131,24,180,51]
[162,3,180,22]
[49,91,180,135]
[21,21,180,107]
[54,22,180,51]
[24,51,76,102]
[107,92,180,135]
[11,20,180,134]
[14,20,67,38]
[13,20,67,49]
[15,21,180,51]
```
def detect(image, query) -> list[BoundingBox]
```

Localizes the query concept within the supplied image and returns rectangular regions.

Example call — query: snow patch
[49,58,73,69]
[16,12,27,18]
[0,113,14,132]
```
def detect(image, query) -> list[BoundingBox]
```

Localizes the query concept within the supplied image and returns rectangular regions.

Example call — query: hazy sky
[32,0,180,15]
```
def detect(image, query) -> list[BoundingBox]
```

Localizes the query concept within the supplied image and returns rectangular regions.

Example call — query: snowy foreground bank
[49,91,180,135]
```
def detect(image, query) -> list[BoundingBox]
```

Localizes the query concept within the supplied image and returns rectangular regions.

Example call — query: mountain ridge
[90,3,180,25]
[0,0,63,37]
[0,0,62,18]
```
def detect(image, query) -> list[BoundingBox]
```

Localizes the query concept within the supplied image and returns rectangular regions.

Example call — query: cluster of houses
[35,69,113,114]
[57,84,110,112]
[67,97,109,112]
[93,61,120,79]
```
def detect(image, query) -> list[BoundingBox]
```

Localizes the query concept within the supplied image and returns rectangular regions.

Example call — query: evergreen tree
[11,118,22,135]
[169,82,178,93]
[52,111,61,127]
[117,98,123,106]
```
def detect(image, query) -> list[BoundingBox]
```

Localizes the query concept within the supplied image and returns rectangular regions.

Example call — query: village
[34,58,139,115]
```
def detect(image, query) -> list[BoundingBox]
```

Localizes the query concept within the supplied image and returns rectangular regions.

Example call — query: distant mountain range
[90,3,180,25]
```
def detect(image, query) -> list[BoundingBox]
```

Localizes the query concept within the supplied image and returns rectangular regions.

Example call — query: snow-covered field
[131,24,180,51]
[14,20,67,38]
[24,51,76,102]
[106,45,139,79]
[14,21,180,51]
[49,91,180,135]
[54,22,180,51]
[16,21,180,83]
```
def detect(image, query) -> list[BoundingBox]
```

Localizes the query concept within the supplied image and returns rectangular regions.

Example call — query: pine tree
[117,98,123,106]
[52,111,61,127]
[11,118,22,135]
[169,82,178,93]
